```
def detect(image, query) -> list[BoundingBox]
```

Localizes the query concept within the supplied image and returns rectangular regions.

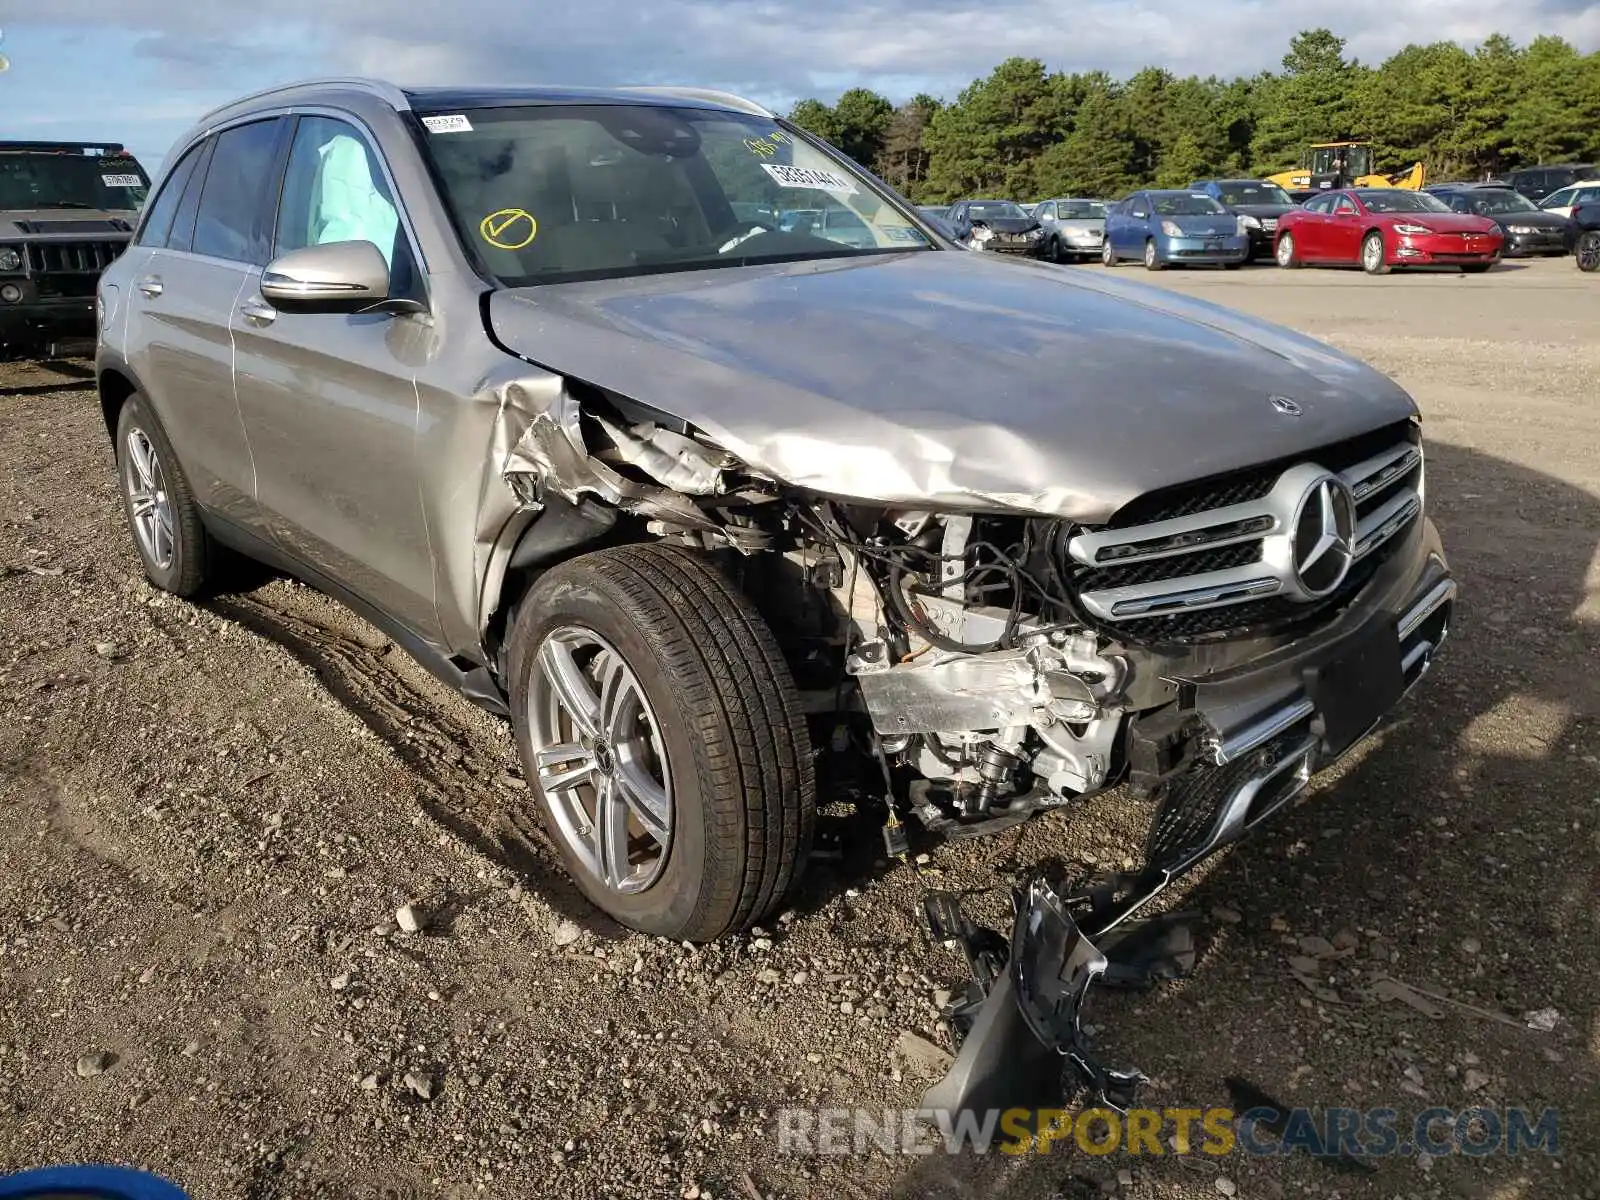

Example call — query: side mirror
[261,240,399,315]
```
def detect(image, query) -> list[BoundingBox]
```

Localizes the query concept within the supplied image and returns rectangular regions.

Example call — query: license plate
[1263,219,1277,231]
[1205,238,1223,250]
[1306,624,1405,756]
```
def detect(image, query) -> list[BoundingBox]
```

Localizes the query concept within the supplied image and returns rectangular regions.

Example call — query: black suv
[1502,163,1597,203]
[0,141,149,357]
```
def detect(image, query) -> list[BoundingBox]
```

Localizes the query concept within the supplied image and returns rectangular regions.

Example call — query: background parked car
[1101,190,1248,270]
[1573,201,1600,272]
[944,199,1044,254]
[1427,184,1570,256]
[1275,188,1502,274]
[1032,197,1107,262]
[1504,163,1597,203]
[1536,180,1600,218]
[1188,178,1299,261]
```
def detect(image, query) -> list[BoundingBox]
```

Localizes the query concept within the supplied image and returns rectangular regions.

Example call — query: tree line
[785,29,1600,202]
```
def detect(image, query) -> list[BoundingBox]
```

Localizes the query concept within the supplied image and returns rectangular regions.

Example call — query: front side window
[1303,195,1333,214]
[274,116,403,269]
[417,103,932,285]
[0,149,150,212]
[1333,196,1357,215]
[1151,193,1226,216]
[192,119,284,263]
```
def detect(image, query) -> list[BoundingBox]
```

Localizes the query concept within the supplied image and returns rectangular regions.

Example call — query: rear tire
[507,544,815,942]
[1101,240,1117,267]
[114,393,211,597]
[1275,233,1301,269]
[1361,231,1391,275]
[1576,231,1600,273]
[1143,239,1164,271]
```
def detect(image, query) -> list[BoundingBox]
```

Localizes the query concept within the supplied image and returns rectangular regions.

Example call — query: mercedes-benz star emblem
[1291,475,1357,596]
[1269,395,1303,416]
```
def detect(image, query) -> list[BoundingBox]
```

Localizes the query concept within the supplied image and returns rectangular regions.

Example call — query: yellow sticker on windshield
[480,208,538,250]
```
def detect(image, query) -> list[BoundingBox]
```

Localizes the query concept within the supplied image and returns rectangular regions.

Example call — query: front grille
[1066,421,1423,645]
[24,239,125,275]
[1146,728,1311,869]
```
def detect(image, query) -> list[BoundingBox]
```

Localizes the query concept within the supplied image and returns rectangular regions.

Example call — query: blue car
[1102,190,1250,270]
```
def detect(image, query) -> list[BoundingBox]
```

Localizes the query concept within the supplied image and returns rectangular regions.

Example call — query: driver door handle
[137,276,163,298]
[239,300,277,325]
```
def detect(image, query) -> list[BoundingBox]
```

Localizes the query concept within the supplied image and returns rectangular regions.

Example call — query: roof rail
[613,87,772,118]
[195,77,411,124]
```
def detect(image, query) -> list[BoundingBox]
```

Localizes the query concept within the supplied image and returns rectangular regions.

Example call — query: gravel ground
[1,256,1596,1199]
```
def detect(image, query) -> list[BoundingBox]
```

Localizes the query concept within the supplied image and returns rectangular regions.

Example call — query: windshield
[1460,189,1538,214]
[1055,199,1106,218]
[418,104,932,285]
[965,201,1028,221]
[1311,144,1374,178]
[0,150,149,211]
[1215,182,1293,207]
[1357,190,1452,214]
[1152,193,1227,216]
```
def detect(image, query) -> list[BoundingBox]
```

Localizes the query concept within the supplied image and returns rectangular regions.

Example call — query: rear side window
[135,144,204,248]
[193,118,285,264]
[166,139,215,254]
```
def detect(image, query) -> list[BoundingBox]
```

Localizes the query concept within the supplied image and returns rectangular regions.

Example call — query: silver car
[1034,197,1108,262]
[96,81,1454,975]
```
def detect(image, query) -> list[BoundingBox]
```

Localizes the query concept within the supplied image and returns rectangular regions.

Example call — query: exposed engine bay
[499,380,1168,843]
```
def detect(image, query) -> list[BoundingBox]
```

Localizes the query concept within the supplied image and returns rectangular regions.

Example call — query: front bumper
[923,523,1455,1116]
[1391,232,1502,265]
[977,234,1046,255]
[1501,229,1569,257]
[1157,232,1249,263]
[0,288,98,351]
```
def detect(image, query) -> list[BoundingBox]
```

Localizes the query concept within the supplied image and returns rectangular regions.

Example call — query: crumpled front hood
[489,250,1417,524]
[970,216,1038,234]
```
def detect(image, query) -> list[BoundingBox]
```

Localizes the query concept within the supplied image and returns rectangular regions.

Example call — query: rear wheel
[114,393,212,597]
[1143,239,1163,271]
[1576,231,1600,273]
[1275,233,1301,268]
[1361,231,1390,275]
[508,543,815,942]
[1101,240,1117,267]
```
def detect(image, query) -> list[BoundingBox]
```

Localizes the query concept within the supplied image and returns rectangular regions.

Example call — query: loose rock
[75,1051,113,1078]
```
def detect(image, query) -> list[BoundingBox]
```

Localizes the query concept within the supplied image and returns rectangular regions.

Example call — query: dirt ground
[2,256,1597,1200]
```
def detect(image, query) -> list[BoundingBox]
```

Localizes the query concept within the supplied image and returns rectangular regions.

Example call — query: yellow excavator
[1264,141,1426,193]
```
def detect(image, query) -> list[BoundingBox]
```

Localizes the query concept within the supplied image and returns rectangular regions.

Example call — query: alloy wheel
[1101,240,1115,267]
[1276,234,1295,267]
[527,626,673,894]
[123,427,175,571]
[1363,233,1386,274]
[1578,231,1600,273]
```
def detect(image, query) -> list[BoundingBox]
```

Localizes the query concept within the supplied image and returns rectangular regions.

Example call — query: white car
[1537,180,1600,217]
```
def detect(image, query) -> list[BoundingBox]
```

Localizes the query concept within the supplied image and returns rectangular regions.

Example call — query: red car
[1275,188,1503,274]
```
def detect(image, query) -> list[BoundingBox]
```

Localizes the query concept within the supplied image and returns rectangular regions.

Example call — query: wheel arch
[97,364,139,444]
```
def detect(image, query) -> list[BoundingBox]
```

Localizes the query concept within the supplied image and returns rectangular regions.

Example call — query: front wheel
[508,544,815,942]
[1361,231,1391,275]
[1275,233,1301,269]
[1143,239,1164,271]
[1101,240,1117,267]
[1576,231,1600,272]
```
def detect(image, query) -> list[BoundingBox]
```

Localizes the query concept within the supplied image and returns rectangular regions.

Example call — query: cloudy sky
[2,1,1597,168]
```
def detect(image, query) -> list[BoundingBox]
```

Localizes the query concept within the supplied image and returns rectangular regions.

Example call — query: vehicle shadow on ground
[886,440,1600,1198]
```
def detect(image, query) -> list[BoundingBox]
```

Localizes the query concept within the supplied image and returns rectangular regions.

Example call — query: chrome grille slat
[1069,434,1423,641]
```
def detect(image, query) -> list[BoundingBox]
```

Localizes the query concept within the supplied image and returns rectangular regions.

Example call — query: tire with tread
[1361,231,1391,275]
[114,392,212,597]
[1143,239,1163,271]
[1574,230,1599,272]
[1101,240,1117,267]
[507,543,815,942]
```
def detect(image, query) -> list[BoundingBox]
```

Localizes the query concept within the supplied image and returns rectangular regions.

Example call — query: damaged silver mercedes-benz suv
[96,82,1454,1006]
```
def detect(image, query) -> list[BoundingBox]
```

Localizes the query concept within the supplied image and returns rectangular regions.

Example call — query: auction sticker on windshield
[761,163,858,195]
[480,208,538,250]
